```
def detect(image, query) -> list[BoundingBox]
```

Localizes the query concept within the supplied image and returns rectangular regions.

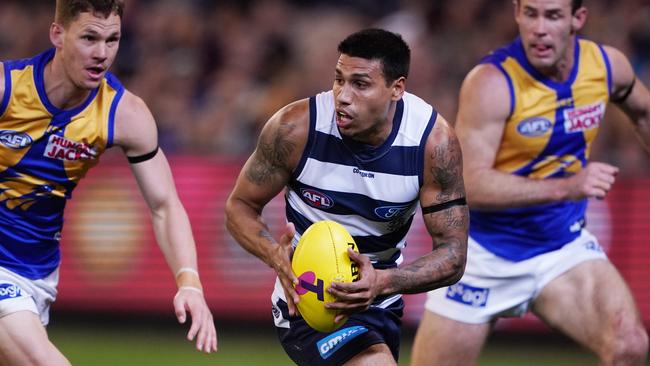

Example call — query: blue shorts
[275,298,403,365]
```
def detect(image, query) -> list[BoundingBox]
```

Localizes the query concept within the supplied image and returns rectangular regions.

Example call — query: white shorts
[0,267,58,325]
[425,229,607,324]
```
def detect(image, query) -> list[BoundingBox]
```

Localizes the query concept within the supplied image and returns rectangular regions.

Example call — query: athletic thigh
[0,310,70,366]
[411,310,491,366]
[344,343,396,366]
[532,259,643,353]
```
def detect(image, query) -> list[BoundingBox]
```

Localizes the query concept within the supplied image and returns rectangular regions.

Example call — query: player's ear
[50,22,64,48]
[571,6,588,33]
[391,77,406,101]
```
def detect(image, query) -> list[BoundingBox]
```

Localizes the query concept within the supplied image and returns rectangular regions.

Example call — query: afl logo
[0,130,33,149]
[374,205,410,219]
[516,117,552,137]
[300,189,334,209]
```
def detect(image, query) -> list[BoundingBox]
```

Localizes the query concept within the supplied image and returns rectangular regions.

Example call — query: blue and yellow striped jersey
[0,49,123,279]
[470,37,612,261]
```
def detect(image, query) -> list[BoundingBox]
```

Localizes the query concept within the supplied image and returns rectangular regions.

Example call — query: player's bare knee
[604,321,648,365]
[25,345,71,366]
[615,325,648,365]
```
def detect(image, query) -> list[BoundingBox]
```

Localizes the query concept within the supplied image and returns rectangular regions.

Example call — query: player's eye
[354,81,368,89]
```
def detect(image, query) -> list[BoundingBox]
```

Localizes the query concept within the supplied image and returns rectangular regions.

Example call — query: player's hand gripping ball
[291,220,360,332]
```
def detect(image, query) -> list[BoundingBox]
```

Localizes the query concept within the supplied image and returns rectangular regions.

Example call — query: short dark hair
[337,28,410,84]
[55,0,124,26]
[516,0,583,14]
[571,0,584,13]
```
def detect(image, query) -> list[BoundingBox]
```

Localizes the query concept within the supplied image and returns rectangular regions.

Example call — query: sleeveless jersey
[471,37,612,261]
[0,49,123,279]
[272,90,436,315]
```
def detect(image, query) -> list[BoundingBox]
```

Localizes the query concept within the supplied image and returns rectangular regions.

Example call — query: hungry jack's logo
[44,135,97,161]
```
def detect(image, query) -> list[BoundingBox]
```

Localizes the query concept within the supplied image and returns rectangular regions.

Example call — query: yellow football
[291,220,360,333]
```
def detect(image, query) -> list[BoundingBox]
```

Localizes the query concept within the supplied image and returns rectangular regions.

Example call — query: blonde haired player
[0,1,217,364]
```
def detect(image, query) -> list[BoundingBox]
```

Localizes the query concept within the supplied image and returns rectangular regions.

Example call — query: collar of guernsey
[286,90,437,268]
[0,48,125,279]
[469,36,612,261]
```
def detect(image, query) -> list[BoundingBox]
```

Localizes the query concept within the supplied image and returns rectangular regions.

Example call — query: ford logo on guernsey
[375,205,410,219]
[516,117,552,137]
[300,189,334,209]
[0,130,33,149]
[0,283,23,300]
[317,325,368,359]
[445,282,489,307]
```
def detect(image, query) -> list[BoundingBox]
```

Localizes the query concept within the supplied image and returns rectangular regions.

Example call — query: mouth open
[336,110,353,128]
[86,66,105,81]
[531,43,553,58]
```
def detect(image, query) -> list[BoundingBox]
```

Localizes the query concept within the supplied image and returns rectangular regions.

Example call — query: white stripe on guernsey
[287,191,416,238]
[296,158,420,202]
[373,294,402,309]
[365,247,406,263]
[271,277,290,328]
[314,91,434,148]
[394,93,434,147]
[314,90,336,134]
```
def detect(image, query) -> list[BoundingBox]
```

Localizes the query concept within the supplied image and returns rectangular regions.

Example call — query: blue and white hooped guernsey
[273,90,437,323]
[0,49,121,280]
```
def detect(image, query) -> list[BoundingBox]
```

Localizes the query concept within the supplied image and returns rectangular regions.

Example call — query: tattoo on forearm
[258,230,274,244]
[391,238,465,294]
[443,207,469,229]
[246,123,296,185]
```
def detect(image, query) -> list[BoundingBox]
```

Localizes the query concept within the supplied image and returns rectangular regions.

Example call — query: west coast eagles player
[413,0,650,365]
[0,1,217,364]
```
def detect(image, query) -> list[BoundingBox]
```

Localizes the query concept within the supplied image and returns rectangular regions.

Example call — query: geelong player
[226,28,468,365]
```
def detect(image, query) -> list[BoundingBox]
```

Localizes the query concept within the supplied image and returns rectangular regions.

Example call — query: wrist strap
[177,286,203,294]
[175,267,199,278]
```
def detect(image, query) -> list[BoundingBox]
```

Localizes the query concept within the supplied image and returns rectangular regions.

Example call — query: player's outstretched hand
[567,161,619,200]
[326,248,379,322]
[270,222,300,316]
[174,288,218,353]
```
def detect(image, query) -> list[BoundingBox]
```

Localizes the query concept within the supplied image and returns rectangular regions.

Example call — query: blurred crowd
[1,0,649,173]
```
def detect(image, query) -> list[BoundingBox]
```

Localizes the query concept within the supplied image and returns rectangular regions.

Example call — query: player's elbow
[224,194,256,236]
[448,259,466,285]
[224,196,239,235]
[445,253,466,286]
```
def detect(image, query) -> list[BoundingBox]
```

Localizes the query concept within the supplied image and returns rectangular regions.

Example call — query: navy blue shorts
[275,298,404,365]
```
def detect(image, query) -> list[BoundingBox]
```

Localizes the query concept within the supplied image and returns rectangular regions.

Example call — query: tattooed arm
[383,114,468,294]
[327,114,468,317]
[225,99,309,314]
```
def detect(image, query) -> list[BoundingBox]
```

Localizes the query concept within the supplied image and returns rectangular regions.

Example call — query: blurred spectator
[1,0,647,174]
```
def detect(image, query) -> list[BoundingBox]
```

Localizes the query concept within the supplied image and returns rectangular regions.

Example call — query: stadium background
[2,0,650,364]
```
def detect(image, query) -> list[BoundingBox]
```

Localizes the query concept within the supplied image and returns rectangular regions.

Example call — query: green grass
[47,316,607,366]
